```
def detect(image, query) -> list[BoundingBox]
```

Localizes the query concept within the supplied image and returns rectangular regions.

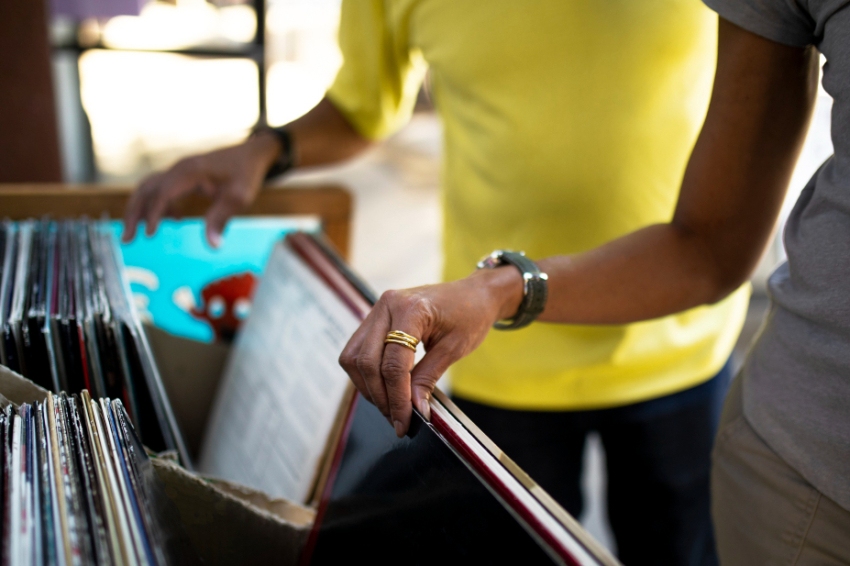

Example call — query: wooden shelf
[0,183,353,259]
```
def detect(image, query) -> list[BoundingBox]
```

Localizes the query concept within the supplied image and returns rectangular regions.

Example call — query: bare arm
[122,97,371,246]
[340,19,820,436]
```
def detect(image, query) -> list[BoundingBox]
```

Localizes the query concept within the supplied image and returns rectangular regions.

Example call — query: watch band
[251,126,296,180]
[477,250,548,330]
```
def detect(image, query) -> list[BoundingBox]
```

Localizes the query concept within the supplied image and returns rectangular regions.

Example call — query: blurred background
[1,0,835,552]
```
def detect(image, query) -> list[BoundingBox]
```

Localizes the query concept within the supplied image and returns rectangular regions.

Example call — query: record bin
[0,183,352,565]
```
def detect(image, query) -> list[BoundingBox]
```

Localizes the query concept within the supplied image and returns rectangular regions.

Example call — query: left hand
[339,267,523,437]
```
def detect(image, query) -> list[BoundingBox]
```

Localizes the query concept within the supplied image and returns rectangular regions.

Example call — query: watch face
[476,251,504,270]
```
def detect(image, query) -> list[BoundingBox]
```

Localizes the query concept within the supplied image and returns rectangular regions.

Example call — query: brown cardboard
[0,343,318,562]
[0,364,50,405]
[144,324,230,459]
[152,459,312,566]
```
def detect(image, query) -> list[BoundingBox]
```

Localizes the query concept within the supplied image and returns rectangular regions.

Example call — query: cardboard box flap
[152,459,311,566]
[207,478,316,526]
[0,364,50,406]
[144,324,230,460]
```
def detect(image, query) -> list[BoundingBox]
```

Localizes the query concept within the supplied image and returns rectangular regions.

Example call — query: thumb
[410,343,458,421]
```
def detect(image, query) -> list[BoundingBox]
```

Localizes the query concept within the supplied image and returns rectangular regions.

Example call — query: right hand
[122,132,281,247]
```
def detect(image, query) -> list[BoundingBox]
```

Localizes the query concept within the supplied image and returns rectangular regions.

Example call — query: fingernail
[209,231,222,248]
[393,420,404,438]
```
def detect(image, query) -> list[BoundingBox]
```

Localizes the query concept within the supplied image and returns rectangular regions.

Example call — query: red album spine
[428,408,585,565]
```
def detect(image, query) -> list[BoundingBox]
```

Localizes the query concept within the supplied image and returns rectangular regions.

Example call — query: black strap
[490,251,548,330]
[253,127,295,180]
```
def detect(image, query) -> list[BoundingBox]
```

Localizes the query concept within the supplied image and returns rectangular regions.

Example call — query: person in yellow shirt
[124,1,747,562]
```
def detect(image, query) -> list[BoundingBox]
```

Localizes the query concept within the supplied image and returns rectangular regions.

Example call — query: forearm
[480,221,745,329]
[538,223,733,324]
[252,97,372,171]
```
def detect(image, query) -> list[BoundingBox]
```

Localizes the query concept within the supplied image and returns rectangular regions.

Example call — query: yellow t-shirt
[328,0,749,410]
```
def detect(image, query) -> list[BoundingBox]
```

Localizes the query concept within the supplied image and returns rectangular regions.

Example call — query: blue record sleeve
[106,218,317,344]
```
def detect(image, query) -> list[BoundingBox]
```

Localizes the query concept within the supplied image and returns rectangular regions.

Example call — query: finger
[356,305,392,420]
[409,341,460,422]
[204,187,249,248]
[381,324,420,438]
[338,319,373,405]
[145,172,198,237]
[123,173,162,242]
[165,201,181,220]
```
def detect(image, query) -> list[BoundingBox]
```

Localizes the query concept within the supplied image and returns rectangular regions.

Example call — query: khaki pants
[711,375,850,565]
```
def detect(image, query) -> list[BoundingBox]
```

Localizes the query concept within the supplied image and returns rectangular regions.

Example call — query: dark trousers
[452,361,732,566]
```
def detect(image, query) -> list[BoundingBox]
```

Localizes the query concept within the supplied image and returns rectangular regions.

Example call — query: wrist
[246,130,282,173]
[471,266,525,323]
[249,126,296,179]
[476,250,549,329]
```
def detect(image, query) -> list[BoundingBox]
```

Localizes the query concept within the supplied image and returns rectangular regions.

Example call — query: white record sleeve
[199,241,360,503]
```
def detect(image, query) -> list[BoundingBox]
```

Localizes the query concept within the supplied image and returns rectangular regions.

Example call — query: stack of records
[1,392,173,565]
[0,220,188,465]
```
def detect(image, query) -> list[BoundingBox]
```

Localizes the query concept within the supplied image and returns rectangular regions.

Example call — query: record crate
[0,183,353,565]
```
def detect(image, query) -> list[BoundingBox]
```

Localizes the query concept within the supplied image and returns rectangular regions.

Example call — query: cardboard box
[0,184,354,565]
[0,327,324,566]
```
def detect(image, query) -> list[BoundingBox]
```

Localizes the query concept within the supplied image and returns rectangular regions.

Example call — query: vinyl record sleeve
[93,230,146,444]
[89,398,135,565]
[68,395,112,564]
[24,404,38,563]
[34,402,59,565]
[81,390,126,564]
[70,228,95,397]
[116,400,192,565]
[55,225,85,394]
[78,226,108,399]
[50,224,71,393]
[24,403,42,566]
[7,412,22,565]
[21,225,42,380]
[111,401,154,546]
[56,393,94,563]
[102,398,154,565]
[1,406,12,563]
[7,223,34,376]
[45,394,74,566]
[0,223,17,369]
[24,222,56,391]
[88,223,125,404]
[94,226,188,465]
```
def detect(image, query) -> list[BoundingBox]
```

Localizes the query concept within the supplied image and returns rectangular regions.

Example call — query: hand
[339,267,523,437]
[122,132,281,247]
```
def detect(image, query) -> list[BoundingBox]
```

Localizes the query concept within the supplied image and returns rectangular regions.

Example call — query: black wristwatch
[251,126,296,180]
[477,250,548,330]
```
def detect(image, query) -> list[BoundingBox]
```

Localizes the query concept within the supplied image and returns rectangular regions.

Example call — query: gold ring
[386,330,420,347]
[384,330,420,352]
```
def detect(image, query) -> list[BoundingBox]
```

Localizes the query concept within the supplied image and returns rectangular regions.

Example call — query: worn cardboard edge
[152,458,315,528]
[0,364,51,406]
